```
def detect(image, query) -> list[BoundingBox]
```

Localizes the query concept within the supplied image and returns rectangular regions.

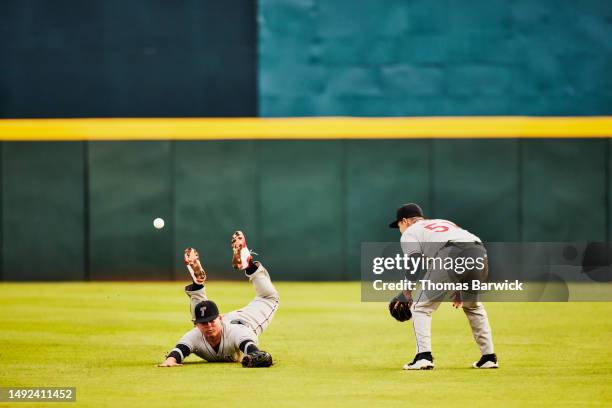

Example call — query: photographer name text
[372,279,524,291]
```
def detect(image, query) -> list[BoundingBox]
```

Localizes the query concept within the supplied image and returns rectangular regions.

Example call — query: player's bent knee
[412,301,440,314]
[461,301,482,310]
[263,290,280,302]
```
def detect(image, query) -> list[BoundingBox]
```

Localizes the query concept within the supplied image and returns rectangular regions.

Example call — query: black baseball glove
[389,292,413,322]
[241,350,273,368]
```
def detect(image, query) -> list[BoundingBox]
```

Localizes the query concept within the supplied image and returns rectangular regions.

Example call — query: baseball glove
[241,350,273,368]
[389,292,413,322]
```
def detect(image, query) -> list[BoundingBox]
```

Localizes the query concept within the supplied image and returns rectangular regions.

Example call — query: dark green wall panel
[259,141,344,280]
[88,142,173,279]
[522,140,606,241]
[174,141,258,279]
[1,1,257,118]
[432,140,520,241]
[345,140,430,278]
[2,142,84,280]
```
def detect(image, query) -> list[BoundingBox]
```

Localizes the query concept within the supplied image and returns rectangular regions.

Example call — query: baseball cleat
[472,353,498,369]
[403,352,434,370]
[184,247,206,284]
[231,231,253,270]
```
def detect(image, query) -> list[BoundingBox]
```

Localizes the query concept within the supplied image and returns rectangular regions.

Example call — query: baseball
[153,217,165,229]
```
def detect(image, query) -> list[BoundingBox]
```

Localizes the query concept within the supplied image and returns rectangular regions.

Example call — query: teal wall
[259,0,612,116]
[0,139,608,281]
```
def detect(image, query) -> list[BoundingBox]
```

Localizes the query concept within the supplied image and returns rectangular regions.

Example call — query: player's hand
[158,357,182,367]
[451,291,462,309]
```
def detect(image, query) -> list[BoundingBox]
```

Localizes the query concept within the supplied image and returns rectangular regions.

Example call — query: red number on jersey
[424,221,456,233]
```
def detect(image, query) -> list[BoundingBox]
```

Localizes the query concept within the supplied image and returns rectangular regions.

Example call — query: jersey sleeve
[177,327,199,352]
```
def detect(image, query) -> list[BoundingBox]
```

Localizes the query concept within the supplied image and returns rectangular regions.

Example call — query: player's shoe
[472,353,498,369]
[231,230,253,270]
[184,247,206,284]
[403,352,434,370]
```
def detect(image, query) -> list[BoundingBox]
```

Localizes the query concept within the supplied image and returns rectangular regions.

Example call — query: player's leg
[185,283,209,323]
[457,244,498,368]
[462,301,498,368]
[404,252,454,370]
[404,298,440,369]
[182,247,209,322]
[226,231,280,336]
[232,262,279,336]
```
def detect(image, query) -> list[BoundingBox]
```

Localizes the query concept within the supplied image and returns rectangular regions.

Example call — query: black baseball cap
[389,203,424,228]
[193,300,220,323]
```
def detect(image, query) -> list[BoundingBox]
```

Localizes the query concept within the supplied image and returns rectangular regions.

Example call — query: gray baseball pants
[411,242,495,355]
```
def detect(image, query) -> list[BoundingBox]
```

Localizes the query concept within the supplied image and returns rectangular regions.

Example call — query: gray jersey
[401,219,481,258]
[177,319,258,362]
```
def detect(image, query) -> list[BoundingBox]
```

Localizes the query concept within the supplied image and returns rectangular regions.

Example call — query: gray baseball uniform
[172,262,279,363]
[401,219,495,356]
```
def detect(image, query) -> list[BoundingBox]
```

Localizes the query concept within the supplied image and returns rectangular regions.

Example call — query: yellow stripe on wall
[0,117,611,140]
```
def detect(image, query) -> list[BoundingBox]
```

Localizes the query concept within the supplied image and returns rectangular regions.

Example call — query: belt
[445,241,482,247]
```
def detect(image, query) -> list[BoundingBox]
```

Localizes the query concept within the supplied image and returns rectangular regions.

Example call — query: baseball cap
[389,203,424,228]
[193,300,220,323]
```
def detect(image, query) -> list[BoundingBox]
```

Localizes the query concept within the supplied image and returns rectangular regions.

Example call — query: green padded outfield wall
[259,0,612,116]
[88,142,174,280]
[173,141,259,280]
[0,139,610,280]
[1,143,85,280]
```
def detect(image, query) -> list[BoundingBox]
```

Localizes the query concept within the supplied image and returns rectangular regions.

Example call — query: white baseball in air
[153,217,165,229]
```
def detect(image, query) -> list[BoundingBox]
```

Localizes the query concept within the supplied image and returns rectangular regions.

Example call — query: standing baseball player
[158,231,279,368]
[387,203,498,370]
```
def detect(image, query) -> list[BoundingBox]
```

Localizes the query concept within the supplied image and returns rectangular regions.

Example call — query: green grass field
[1,281,611,407]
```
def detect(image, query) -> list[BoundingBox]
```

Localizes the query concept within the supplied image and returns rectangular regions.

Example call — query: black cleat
[473,353,499,369]
[403,352,434,370]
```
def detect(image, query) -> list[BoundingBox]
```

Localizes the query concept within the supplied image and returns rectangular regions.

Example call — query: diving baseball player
[388,203,498,370]
[158,231,279,368]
